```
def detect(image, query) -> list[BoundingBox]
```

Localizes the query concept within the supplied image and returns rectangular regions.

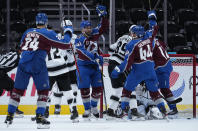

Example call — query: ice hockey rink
[0,115,198,131]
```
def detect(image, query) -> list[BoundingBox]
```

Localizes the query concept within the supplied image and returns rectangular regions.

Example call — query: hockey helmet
[80,20,91,29]
[36,13,48,25]
[129,25,145,38]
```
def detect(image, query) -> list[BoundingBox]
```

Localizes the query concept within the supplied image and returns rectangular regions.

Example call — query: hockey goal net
[100,54,197,118]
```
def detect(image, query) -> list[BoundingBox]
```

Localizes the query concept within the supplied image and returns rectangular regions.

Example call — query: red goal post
[169,54,197,118]
[100,54,197,118]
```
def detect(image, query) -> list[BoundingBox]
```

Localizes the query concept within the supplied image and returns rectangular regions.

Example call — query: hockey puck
[187,117,191,120]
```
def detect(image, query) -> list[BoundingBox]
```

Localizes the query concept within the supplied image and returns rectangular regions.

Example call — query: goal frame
[169,54,197,118]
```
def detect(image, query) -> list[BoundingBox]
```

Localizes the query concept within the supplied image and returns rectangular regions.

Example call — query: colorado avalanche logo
[169,71,185,97]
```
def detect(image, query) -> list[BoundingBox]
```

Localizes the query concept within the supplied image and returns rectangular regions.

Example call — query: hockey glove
[95,54,103,66]
[63,26,73,37]
[111,66,121,78]
[147,10,157,20]
[149,20,157,29]
[96,5,107,17]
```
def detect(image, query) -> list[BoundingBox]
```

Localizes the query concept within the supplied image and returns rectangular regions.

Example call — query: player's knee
[149,91,162,101]
[80,88,90,99]
[91,87,102,99]
[37,90,49,102]
[54,92,63,97]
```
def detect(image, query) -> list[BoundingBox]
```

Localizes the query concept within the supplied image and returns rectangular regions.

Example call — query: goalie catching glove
[96,5,107,17]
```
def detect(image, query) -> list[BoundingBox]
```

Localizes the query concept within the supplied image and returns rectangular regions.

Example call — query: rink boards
[0,65,198,115]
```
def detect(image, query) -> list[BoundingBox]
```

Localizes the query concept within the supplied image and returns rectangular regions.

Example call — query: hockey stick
[101,65,108,113]
[70,43,82,82]
[166,97,182,104]
[148,0,152,10]
[97,58,108,118]
[153,0,162,10]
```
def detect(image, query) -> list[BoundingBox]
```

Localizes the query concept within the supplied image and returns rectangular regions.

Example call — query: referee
[0,48,24,117]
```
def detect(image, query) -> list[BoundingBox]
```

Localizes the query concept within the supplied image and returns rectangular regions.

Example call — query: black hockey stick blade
[167,97,182,104]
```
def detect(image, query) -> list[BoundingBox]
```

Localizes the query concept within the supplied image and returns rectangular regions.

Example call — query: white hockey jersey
[108,35,132,64]
[46,34,77,76]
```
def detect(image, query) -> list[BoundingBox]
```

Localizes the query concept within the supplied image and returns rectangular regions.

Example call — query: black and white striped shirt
[108,35,132,64]
[0,51,19,72]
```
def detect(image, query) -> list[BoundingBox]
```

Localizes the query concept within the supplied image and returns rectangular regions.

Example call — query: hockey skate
[91,107,99,118]
[5,113,14,127]
[54,105,61,115]
[70,106,79,123]
[130,108,145,121]
[167,108,178,119]
[106,108,116,120]
[15,108,24,118]
[36,114,50,129]
[44,106,49,118]
[82,109,91,120]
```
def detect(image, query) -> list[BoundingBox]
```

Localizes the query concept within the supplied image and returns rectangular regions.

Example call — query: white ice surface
[0,115,198,131]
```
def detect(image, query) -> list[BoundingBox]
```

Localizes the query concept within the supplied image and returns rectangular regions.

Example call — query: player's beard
[82,31,91,38]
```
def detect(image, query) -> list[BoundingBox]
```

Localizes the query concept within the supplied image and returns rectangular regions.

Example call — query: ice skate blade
[168,114,178,119]
[106,115,115,121]
[72,118,79,123]
[130,116,146,121]
[14,114,24,118]
[37,124,50,129]
[6,122,12,128]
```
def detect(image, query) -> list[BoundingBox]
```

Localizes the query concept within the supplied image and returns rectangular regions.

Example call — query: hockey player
[51,23,79,116]
[146,10,179,117]
[74,5,109,119]
[111,25,168,119]
[107,25,142,119]
[4,13,73,129]
[0,49,24,117]
[44,19,78,122]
